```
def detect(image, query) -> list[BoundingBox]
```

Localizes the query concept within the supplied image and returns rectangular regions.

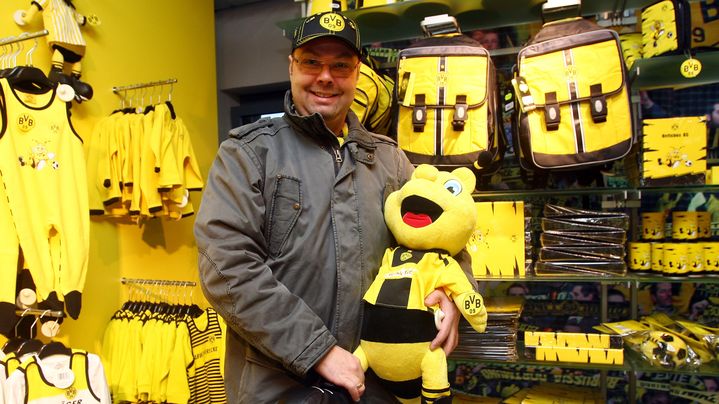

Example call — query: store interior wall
[215,0,300,139]
[0,0,218,353]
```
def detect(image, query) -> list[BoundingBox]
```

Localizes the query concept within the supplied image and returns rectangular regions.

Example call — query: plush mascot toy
[14,0,99,102]
[354,164,487,404]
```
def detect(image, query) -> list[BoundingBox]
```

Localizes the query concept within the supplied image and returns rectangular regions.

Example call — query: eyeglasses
[292,56,359,78]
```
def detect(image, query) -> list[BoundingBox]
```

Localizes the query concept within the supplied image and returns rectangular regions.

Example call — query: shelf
[450,342,719,376]
[278,0,657,46]
[631,51,719,91]
[472,185,719,201]
[475,274,631,283]
[476,273,719,284]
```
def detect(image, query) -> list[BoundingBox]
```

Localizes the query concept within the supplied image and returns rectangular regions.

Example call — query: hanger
[6,36,54,93]
[2,309,31,354]
[17,339,43,357]
[35,310,70,358]
[0,41,21,79]
[38,341,71,358]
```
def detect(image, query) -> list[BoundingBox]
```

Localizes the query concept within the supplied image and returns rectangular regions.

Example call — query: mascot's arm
[14,2,40,26]
[441,258,487,333]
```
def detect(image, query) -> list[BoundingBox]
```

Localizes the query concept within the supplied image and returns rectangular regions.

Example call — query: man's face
[654,283,673,307]
[289,38,359,132]
[481,32,500,50]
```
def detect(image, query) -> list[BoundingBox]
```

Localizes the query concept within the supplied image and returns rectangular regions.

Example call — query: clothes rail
[0,29,49,46]
[15,308,64,318]
[121,277,196,287]
[112,78,177,93]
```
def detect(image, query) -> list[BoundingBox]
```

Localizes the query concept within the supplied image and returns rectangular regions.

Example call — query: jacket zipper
[324,144,342,175]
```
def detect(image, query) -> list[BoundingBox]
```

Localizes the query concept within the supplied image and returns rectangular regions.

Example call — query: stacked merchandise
[535,204,628,276]
[503,383,602,403]
[451,296,523,361]
[85,102,204,222]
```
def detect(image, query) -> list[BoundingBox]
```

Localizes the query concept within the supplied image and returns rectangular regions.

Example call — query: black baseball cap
[292,11,362,56]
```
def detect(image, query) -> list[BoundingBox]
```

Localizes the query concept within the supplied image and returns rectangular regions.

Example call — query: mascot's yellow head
[385,164,477,256]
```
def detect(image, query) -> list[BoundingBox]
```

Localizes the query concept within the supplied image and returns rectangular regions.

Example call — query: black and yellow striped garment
[187,308,227,404]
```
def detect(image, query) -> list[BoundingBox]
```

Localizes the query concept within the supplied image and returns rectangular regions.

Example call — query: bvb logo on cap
[320,13,345,31]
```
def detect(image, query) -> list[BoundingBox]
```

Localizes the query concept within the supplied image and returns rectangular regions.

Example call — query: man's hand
[425,289,460,354]
[314,345,366,402]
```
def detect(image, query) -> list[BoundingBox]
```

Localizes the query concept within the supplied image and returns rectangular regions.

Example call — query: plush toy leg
[420,348,451,403]
[69,60,93,101]
[47,49,76,102]
[353,344,369,372]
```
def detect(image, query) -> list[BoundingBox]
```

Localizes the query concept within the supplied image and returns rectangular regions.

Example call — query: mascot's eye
[444,179,463,196]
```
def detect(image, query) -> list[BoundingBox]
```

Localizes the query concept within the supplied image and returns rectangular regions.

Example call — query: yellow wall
[0,0,218,353]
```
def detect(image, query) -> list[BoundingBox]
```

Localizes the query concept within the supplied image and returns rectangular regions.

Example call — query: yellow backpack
[352,56,395,136]
[395,34,504,174]
[512,17,633,171]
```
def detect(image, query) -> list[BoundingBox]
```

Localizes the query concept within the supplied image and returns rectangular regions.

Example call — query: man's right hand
[314,345,366,402]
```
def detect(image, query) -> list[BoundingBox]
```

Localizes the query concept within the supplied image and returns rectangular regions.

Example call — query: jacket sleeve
[194,138,336,377]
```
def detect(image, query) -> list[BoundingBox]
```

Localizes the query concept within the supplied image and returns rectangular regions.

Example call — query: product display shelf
[477,273,719,284]
[473,185,719,201]
[278,0,657,45]
[450,343,719,377]
[631,50,719,91]
[450,341,629,372]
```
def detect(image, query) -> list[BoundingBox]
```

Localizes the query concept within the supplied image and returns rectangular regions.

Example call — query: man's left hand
[425,289,459,354]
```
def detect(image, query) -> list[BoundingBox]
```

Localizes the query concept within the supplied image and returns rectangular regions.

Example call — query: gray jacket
[195,92,413,402]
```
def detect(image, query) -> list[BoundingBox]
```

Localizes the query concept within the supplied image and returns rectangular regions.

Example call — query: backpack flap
[515,27,633,170]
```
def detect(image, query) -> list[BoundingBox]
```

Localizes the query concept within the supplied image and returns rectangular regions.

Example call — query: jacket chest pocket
[267,175,302,257]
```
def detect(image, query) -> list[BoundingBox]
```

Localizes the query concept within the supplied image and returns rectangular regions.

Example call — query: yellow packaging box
[524,331,624,365]
[643,116,707,186]
[467,201,525,277]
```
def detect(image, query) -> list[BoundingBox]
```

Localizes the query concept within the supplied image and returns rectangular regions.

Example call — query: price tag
[680,58,702,78]
[53,368,75,389]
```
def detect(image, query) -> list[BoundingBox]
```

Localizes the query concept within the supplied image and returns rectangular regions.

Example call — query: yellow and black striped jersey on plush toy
[363,246,484,314]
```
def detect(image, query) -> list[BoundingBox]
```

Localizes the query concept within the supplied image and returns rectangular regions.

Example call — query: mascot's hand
[425,289,459,354]
[13,10,28,26]
[455,291,487,333]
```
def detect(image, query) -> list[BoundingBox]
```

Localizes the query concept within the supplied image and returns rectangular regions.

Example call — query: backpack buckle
[590,83,607,123]
[544,91,560,131]
[453,95,468,131]
[413,94,427,132]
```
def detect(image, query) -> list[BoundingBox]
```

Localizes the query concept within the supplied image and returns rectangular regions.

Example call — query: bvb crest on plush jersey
[354,164,487,404]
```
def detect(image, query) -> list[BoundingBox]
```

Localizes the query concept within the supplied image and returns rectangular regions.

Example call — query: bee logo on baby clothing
[64,386,77,400]
[18,141,59,170]
[16,113,36,133]
[320,13,345,31]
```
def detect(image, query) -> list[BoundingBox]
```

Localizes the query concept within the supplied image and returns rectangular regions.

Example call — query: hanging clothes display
[101,279,226,404]
[86,82,203,222]
[0,32,90,330]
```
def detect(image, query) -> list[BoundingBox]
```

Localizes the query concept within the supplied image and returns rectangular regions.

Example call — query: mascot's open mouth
[401,195,443,228]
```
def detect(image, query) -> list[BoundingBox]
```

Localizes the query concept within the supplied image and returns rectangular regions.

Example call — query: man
[650,282,678,315]
[195,11,464,402]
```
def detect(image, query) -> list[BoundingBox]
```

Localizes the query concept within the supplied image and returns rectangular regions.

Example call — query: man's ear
[288,54,294,76]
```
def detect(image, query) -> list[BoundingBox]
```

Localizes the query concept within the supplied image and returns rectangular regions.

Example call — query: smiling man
[195,10,465,403]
